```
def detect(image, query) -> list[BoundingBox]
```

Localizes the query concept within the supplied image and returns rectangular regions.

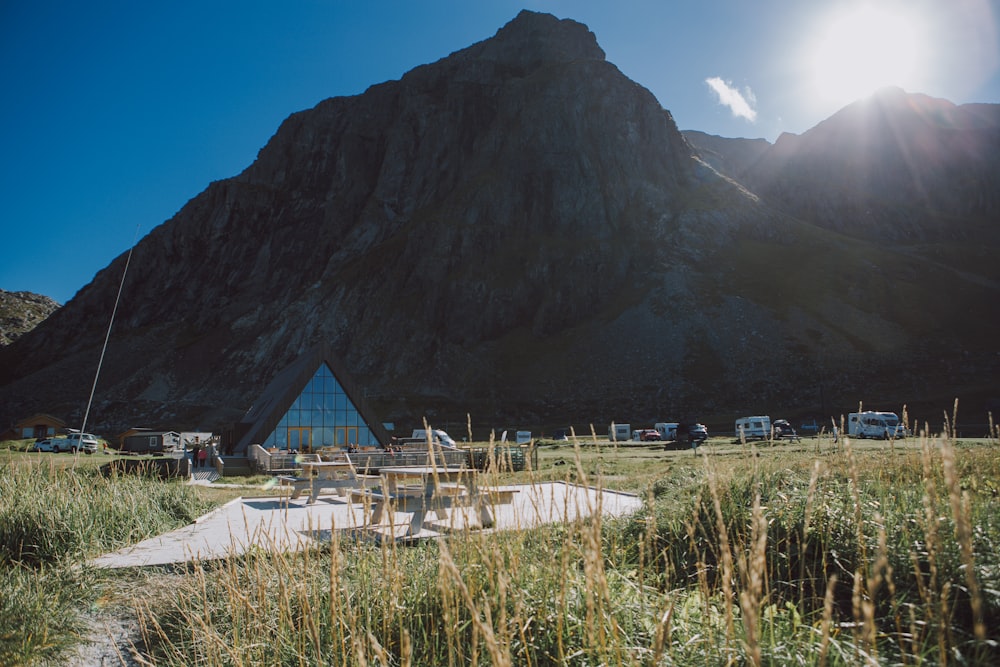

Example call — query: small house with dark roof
[1,413,66,441]
[122,430,181,454]
[229,344,388,454]
[116,427,152,449]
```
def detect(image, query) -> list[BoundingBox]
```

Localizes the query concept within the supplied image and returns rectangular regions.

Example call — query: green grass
[1,429,998,665]
[0,459,218,664]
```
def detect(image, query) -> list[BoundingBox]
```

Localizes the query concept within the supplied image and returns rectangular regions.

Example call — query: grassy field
[1,429,998,665]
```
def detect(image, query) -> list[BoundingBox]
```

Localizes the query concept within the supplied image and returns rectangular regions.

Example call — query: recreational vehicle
[735,416,771,440]
[410,429,458,448]
[654,422,679,441]
[608,423,631,442]
[847,412,906,439]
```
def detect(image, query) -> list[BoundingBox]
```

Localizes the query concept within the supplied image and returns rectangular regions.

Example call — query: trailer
[735,416,771,440]
[608,423,631,442]
[654,422,679,441]
[847,412,906,439]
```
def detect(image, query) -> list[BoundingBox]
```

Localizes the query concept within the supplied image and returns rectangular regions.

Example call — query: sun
[807,4,926,109]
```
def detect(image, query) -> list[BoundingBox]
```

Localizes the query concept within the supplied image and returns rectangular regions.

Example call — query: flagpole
[77,225,140,451]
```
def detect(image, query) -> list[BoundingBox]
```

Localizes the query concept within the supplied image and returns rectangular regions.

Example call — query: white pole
[77,225,140,450]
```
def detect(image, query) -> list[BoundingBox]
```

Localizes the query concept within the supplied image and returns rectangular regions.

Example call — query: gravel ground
[60,613,147,667]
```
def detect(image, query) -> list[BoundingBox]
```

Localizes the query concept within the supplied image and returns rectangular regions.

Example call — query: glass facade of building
[260,363,380,451]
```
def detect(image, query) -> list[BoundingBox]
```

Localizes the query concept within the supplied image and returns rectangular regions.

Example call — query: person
[197,446,207,468]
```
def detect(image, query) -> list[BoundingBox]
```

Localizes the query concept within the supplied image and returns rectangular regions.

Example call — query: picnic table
[278,460,378,505]
[362,466,500,538]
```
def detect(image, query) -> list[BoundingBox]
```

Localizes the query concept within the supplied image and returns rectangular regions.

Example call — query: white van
[48,432,100,454]
[847,412,906,439]
[411,429,458,448]
[735,416,771,440]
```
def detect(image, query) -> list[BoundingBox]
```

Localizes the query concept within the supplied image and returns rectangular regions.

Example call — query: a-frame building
[232,344,389,454]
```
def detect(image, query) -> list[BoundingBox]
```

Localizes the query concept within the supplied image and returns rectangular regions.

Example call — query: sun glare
[808,4,925,109]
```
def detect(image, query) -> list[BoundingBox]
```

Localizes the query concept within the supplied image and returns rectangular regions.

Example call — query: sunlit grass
[133,430,999,665]
[1,423,998,664]
[0,461,216,664]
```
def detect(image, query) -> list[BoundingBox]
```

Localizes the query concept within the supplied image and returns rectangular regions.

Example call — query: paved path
[90,482,642,568]
[190,469,220,484]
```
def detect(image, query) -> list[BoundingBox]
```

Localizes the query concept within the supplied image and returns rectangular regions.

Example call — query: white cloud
[705,77,757,122]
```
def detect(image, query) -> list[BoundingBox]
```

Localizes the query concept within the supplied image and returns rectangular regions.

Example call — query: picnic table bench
[278,460,379,505]
[353,466,518,538]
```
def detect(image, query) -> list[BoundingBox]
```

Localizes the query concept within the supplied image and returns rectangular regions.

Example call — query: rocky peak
[462,10,606,71]
[0,289,60,346]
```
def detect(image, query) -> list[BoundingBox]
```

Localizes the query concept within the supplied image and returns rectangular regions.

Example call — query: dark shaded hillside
[683,89,1000,425]
[2,13,998,436]
[689,88,1000,244]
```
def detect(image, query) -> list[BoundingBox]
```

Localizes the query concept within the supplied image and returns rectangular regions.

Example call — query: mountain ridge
[2,13,997,436]
[0,290,60,347]
[685,86,1000,243]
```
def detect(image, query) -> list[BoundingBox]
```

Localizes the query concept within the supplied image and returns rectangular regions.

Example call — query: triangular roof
[14,413,66,427]
[234,344,388,452]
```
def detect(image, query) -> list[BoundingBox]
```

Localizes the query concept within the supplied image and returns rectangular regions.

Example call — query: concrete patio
[90,481,643,568]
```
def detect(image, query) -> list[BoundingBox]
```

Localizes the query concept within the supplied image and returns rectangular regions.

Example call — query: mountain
[679,131,770,186]
[0,290,60,346]
[1,12,998,437]
[685,87,1000,243]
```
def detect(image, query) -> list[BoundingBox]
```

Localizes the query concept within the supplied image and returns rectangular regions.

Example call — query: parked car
[32,439,57,452]
[773,420,799,441]
[52,439,73,452]
[47,433,100,454]
[690,423,709,444]
[665,423,708,450]
[638,429,662,442]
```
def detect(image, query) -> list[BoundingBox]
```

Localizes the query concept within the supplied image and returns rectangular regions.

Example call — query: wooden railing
[248,444,536,474]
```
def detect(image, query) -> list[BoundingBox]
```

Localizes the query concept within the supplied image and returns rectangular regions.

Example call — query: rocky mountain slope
[1,11,997,436]
[685,87,1000,243]
[0,290,60,346]
[679,131,770,187]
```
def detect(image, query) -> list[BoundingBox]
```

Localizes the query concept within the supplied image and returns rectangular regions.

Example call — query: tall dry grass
[2,421,997,665]
[0,459,217,664]
[128,428,998,665]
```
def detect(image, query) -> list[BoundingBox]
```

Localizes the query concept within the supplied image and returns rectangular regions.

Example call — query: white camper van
[654,422,679,441]
[411,429,458,448]
[609,423,631,442]
[735,416,771,440]
[847,412,906,439]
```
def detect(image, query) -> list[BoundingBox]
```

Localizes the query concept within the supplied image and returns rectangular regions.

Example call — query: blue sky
[2,1,998,305]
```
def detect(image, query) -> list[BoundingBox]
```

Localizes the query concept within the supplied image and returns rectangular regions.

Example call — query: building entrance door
[288,427,312,452]
[335,426,358,447]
